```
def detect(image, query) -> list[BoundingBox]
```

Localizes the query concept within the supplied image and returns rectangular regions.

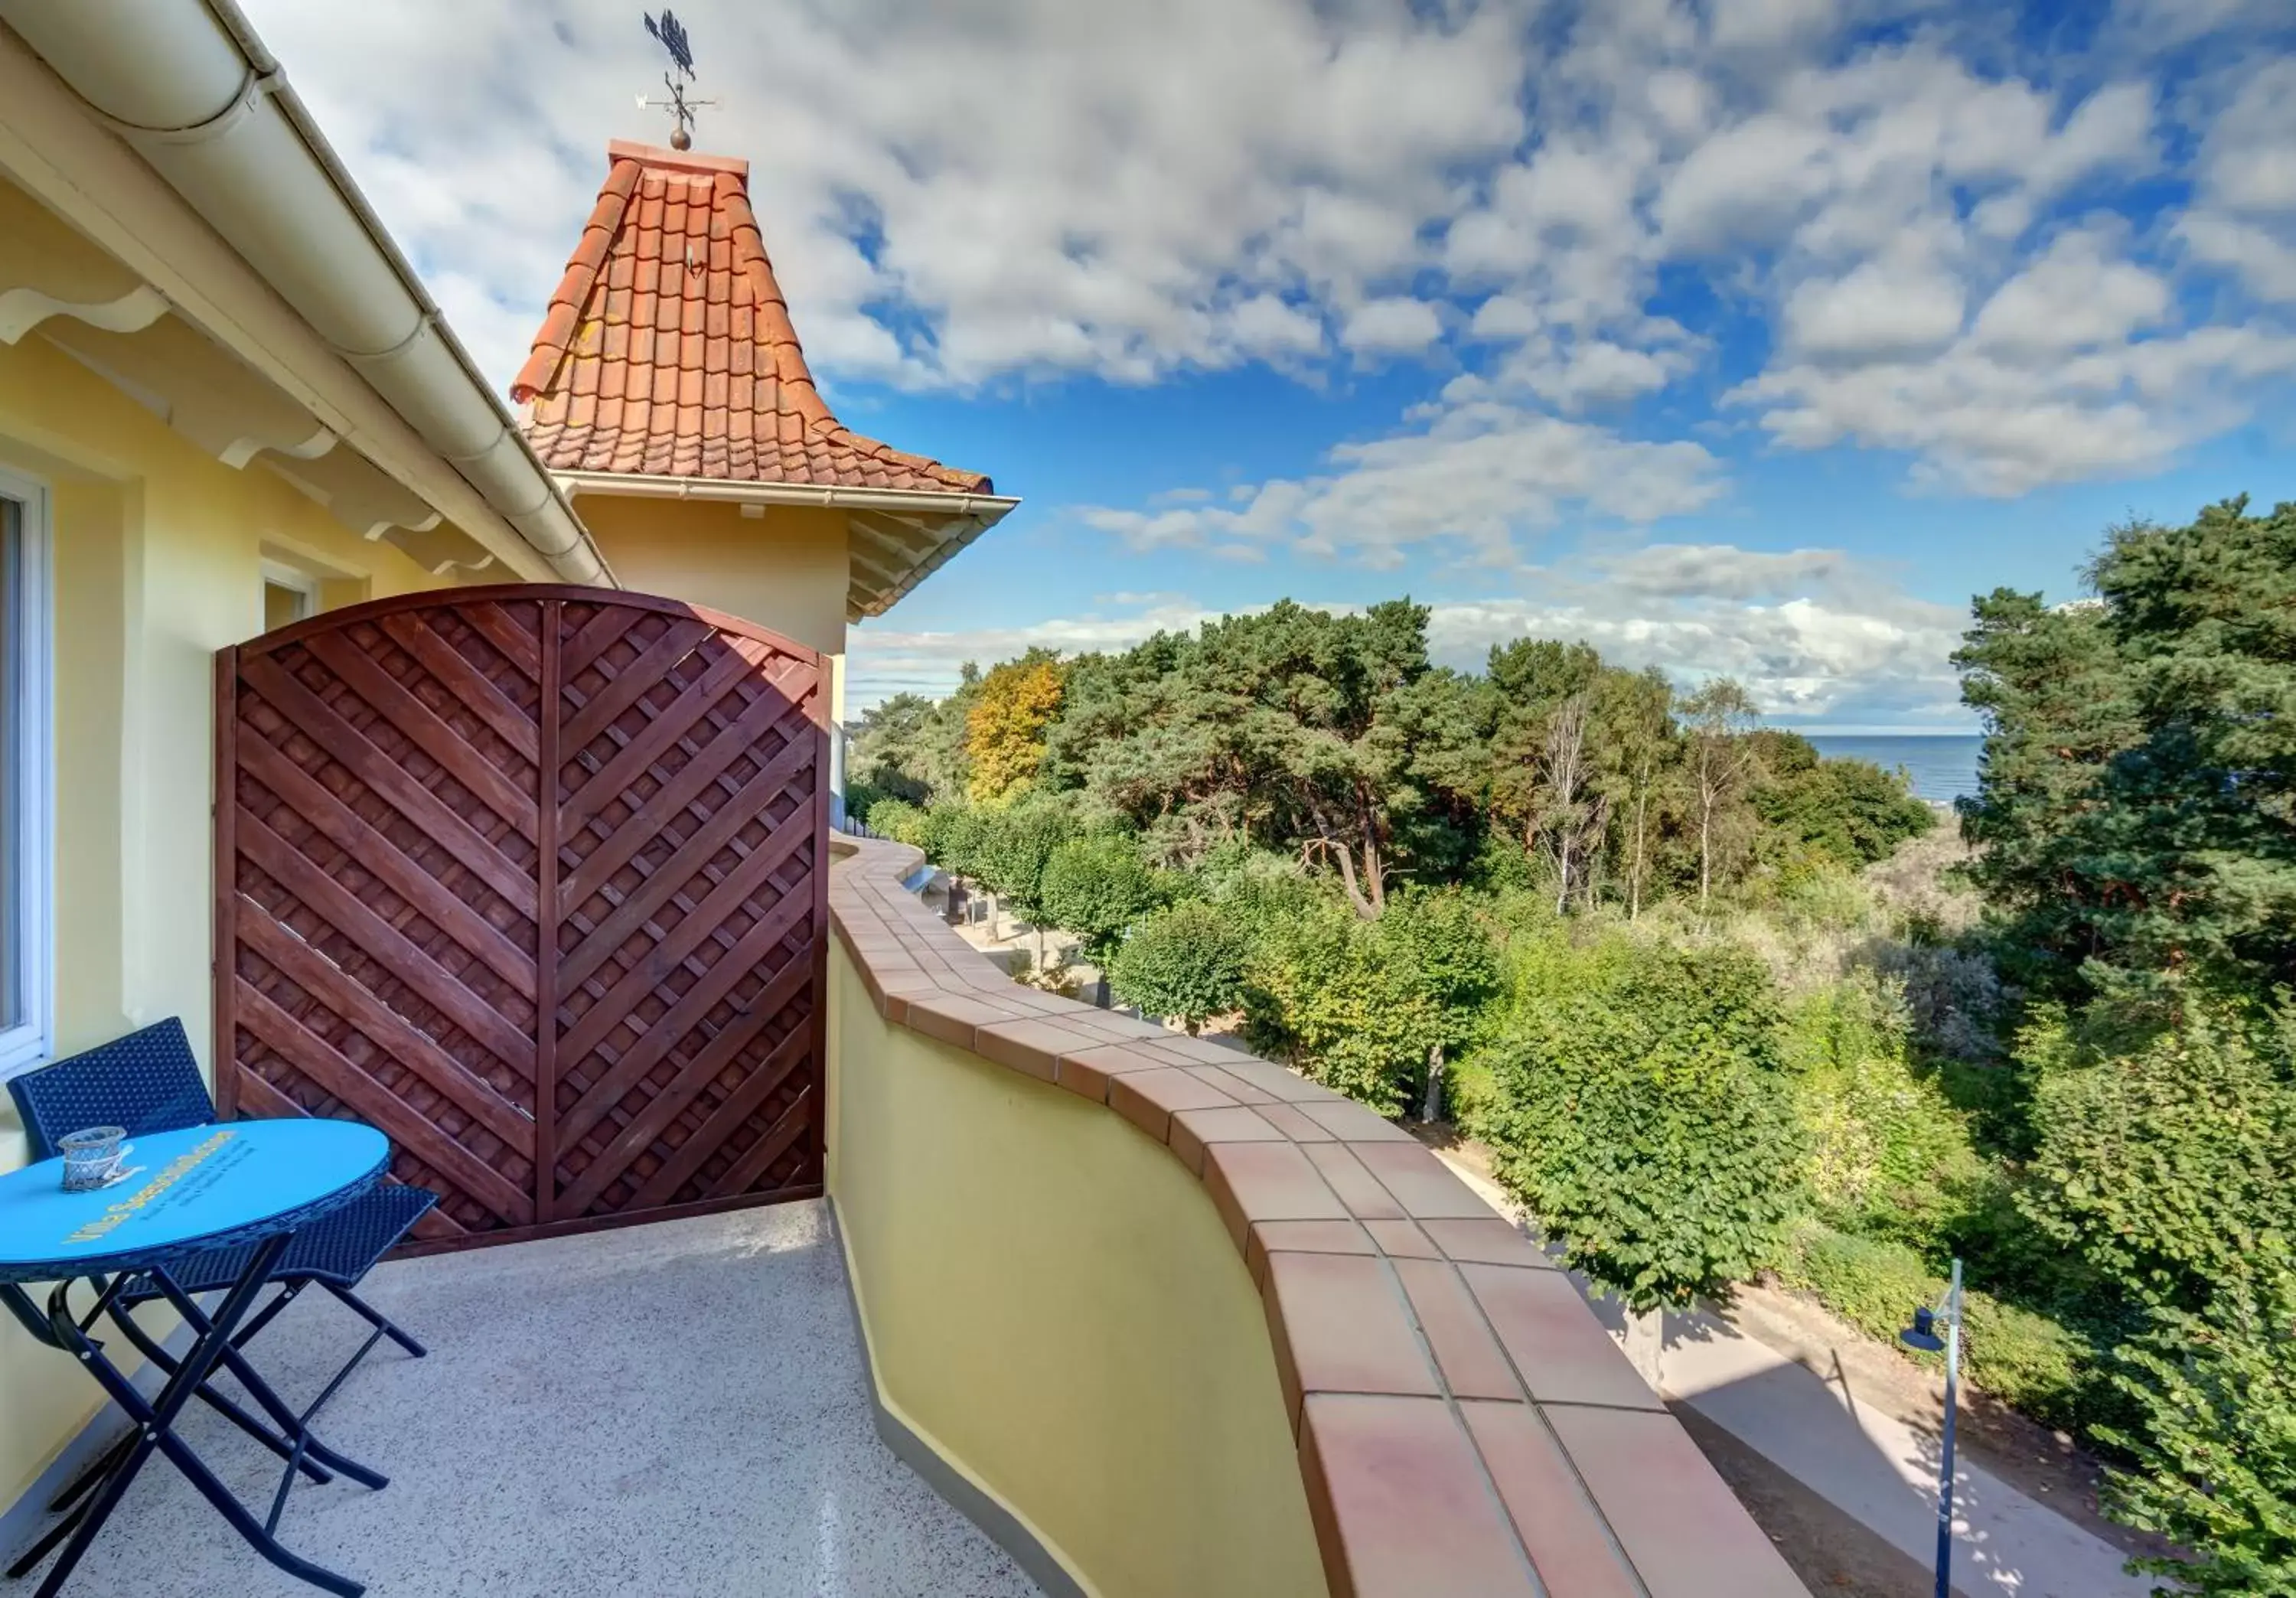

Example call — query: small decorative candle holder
[59,1127,132,1193]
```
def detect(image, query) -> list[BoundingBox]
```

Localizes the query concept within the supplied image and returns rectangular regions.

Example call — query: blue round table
[0,1119,391,1597]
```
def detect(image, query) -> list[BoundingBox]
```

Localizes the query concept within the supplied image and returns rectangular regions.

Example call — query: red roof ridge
[513,142,993,497]
[604,138,749,181]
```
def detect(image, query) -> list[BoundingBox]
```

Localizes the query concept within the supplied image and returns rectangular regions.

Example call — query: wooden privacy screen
[214,587,830,1251]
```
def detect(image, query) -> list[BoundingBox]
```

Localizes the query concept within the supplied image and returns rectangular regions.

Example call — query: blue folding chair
[5,1019,435,1553]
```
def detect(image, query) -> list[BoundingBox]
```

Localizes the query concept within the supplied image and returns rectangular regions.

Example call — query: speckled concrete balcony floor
[29,1201,1039,1597]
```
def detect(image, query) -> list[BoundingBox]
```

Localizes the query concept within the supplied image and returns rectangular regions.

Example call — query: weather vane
[638,10,716,151]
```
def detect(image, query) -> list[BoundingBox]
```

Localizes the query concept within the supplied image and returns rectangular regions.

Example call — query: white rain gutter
[0,0,611,586]
[553,469,1019,526]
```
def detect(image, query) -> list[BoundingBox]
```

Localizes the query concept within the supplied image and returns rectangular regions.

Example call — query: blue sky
[243,0,2296,729]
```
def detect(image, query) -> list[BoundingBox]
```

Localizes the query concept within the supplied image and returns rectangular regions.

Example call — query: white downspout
[0,0,609,586]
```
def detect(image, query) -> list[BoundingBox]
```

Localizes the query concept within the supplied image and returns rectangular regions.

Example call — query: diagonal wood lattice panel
[217,588,830,1251]
[548,598,824,1222]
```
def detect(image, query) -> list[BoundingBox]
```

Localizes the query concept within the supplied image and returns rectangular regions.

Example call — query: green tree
[1593,667,1678,920]
[1753,732,1934,872]
[2099,1264,2296,1597]
[1381,889,1502,1120]
[2020,1007,2296,1312]
[1482,941,1808,1310]
[966,798,1077,927]
[1955,503,2296,1572]
[1955,501,2296,1009]
[2086,500,2296,1006]
[1050,602,1483,910]
[847,692,939,804]
[1108,900,1247,1033]
[1486,641,1603,904]
[1039,833,1165,964]
[1239,897,1418,1110]
[922,801,990,882]
[1955,588,2146,995]
[1787,973,1989,1257]
[1680,678,1761,908]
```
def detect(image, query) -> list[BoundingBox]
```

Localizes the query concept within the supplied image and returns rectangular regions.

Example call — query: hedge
[1777,1221,2108,1438]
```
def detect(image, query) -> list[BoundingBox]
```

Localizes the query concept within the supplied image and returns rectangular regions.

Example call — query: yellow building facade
[0,328,471,1505]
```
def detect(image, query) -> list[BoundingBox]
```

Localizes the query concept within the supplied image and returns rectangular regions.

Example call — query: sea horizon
[1804,733,1982,804]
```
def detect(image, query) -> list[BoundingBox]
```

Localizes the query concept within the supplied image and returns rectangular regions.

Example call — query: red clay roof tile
[516,139,990,497]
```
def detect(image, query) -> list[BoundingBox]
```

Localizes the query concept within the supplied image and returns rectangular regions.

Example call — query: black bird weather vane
[638,11,716,151]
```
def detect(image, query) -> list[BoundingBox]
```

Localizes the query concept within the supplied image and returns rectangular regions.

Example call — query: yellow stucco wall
[826,943,1326,1598]
[575,494,849,668]
[0,331,460,1511]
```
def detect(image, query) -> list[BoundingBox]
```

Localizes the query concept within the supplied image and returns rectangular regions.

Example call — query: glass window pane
[0,494,18,1032]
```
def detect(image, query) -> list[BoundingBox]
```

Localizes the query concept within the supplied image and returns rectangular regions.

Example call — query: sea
[1804,735,1983,805]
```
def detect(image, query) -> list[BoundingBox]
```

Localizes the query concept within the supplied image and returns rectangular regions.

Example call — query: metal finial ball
[670,125,691,151]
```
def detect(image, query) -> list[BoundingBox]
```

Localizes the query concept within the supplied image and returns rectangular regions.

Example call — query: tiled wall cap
[829,835,1808,1598]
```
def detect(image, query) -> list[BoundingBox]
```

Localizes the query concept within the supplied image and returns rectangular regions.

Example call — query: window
[261,559,320,631]
[0,467,51,1080]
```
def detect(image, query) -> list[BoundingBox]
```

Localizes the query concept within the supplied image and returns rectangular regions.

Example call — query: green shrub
[1754,748,1935,870]
[1786,973,1994,1259]
[1240,899,1433,1114]
[2098,1263,2296,1597]
[844,780,892,826]
[1480,939,1808,1310]
[1192,844,1320,942]
[1107,900,1247,1033]
[862,796,929,846]
[1231,886,1499,1117]
[1779,1221,2103,1437]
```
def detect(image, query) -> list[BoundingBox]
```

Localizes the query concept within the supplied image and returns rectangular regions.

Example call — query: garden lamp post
[1900,1257,1964,1598]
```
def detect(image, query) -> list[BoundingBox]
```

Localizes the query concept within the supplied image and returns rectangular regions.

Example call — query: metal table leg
[11,1232,371,1598]
[139,1268,389,1491]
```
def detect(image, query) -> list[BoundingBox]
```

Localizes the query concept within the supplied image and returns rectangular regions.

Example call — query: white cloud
[1730,201,2296,497]
[1340,298,1446,355]
[1488,336,1692,407]
[1708,0,1844,52]
[1227,295,1326,357]
[1469,295,1544,340]
[2024,83,2159,196]
[2178,213,2296,302]
[1081,396,1722,566]
[2176,59,2296,305]
[1784,257,1965,361]
[1733,311,2296,495]
[1968,227,2170,356]
[850,596,1228,706]
[1655,113,1832,252]
[2107,0,2294,50]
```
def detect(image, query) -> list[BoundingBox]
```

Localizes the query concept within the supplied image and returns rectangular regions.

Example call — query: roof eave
[551,468,1017,621]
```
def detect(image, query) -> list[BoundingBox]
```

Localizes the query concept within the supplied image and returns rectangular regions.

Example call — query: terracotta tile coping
[828,837,1806,1598]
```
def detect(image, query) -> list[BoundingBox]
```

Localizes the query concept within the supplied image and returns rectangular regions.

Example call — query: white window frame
[259,558,321,628]
[0,464,53,1082]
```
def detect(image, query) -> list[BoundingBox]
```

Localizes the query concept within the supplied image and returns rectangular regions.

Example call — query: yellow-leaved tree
[965,651,1065,801]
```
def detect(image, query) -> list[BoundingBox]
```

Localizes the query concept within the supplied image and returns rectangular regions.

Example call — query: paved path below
[1431,1153,2149,1598]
